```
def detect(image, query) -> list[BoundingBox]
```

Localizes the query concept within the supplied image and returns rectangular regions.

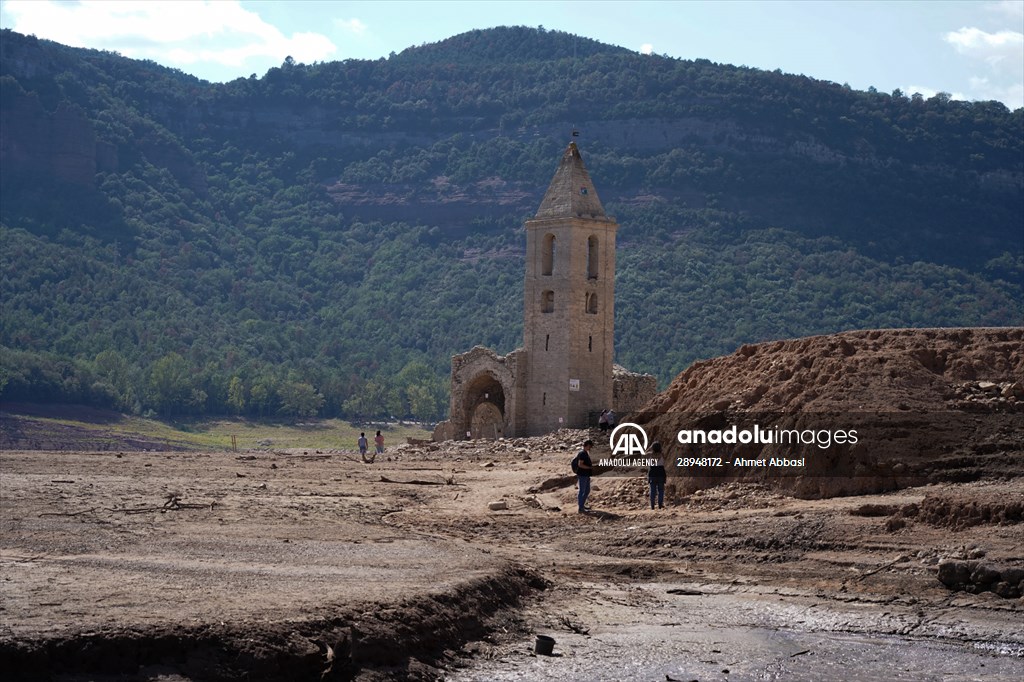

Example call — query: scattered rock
[937,559,1023,598]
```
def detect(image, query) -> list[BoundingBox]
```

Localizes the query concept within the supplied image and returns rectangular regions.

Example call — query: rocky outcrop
[937,560,1024,598]
[0,91,96,187]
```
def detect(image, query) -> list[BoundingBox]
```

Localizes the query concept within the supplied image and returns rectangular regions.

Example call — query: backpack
[571,455,579,474]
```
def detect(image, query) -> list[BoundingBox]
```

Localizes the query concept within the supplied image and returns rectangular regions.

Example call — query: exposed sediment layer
[0,564,543,681]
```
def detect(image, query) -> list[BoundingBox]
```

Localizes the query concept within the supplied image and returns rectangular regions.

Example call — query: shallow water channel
[449,583,1024,682]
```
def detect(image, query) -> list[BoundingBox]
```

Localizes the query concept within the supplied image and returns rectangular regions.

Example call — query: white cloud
[2,0,336,74]
[945,26,1024,69]
[335,18,367,35]
[969,76,1024,108]
[943,24,1023,108]
[640,43,654,55]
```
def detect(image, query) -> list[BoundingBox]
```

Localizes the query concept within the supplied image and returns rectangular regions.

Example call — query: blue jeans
[577,475,591,511]
[650,480,665,508]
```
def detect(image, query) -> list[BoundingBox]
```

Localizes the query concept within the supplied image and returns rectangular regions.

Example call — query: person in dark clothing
[574,440,594,513]
[358,432,371,463]
[648,441,667,509]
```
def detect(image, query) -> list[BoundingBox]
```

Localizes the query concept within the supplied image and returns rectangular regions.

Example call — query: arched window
[542,234,555,275]
[586,292,598,314]
[541,290,554,313]
[587,235,599,279]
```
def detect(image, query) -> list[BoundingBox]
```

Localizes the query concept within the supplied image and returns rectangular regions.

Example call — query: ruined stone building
[435,141,656,440]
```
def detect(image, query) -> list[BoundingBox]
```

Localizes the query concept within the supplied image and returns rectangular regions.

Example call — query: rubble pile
[396,428,592,461]
[945,380,1024,411]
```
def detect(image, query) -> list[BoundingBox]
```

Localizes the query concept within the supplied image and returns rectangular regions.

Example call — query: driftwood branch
[39,508,96,517]
[113,496,215,514]
[379,475,456,486]
[856,556,902,580]
[558,615,590,635]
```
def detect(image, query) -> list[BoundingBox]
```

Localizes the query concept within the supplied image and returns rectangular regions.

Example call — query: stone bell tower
[436,140,653,442]
[522,141,618,434]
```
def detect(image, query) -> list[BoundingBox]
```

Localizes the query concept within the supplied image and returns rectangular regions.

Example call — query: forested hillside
[1,26,1021,421]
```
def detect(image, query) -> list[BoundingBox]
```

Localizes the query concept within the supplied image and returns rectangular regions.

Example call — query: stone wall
[436,346,525,441]
[612,365,658,414]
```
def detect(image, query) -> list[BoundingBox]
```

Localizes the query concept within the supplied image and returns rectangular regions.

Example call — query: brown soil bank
[634,327,1024,498]
[0,566,542,681]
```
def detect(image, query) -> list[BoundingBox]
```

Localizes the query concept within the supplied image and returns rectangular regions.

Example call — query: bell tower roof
[534,141,610,220]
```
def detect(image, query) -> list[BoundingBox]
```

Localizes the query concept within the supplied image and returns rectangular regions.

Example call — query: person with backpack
[648,441,667,509]
[573,439,594,513]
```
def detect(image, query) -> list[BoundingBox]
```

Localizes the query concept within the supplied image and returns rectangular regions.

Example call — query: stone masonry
[436,141,656,440]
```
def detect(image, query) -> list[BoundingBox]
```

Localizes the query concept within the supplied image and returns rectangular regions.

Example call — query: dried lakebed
[1,437,1022,680]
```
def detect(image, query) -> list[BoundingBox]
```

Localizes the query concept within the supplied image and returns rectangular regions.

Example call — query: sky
[1,0,1022,109]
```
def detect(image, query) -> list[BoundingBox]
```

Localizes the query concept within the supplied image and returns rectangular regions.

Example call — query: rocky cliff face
[0,91,96,187]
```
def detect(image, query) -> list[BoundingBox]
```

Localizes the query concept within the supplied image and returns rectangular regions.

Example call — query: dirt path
[1,435,1022,680]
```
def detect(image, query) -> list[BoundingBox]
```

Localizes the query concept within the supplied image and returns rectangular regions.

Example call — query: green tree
[407,383,443,422]
[278,380,324,419]
[227,376,247,414]
[147,353,191,418]
[394,361,446,421]
[343,379,390,420]
[250,380,273,418]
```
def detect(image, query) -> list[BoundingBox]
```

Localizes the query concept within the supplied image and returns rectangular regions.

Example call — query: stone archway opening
[464,373,506,439]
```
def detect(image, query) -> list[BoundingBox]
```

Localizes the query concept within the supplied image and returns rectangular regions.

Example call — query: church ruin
[434,141,656,440]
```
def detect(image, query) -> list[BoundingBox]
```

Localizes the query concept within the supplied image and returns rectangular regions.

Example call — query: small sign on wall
[569,379,580,391]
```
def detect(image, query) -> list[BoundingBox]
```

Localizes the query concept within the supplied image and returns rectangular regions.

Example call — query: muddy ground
[1,430,1022,681]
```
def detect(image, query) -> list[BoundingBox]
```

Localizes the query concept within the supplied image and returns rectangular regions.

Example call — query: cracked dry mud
[1,432,1022,681]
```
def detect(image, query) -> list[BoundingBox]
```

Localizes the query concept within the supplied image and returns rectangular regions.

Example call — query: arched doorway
[470,402,503,440]
[463,373,506,439]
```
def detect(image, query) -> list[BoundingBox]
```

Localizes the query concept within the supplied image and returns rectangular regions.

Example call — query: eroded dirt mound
[648,327,1023,413]
[634,327,1024,498]
[917,492,1024,529]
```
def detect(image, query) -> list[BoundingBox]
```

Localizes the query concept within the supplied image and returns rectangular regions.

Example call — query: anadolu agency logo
[609,422,649,456]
